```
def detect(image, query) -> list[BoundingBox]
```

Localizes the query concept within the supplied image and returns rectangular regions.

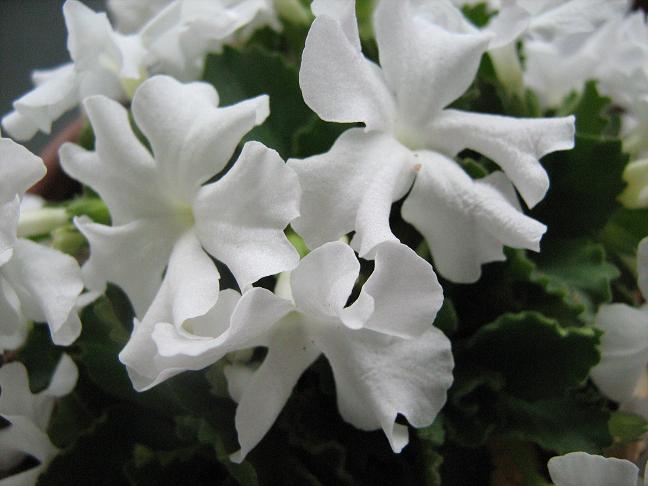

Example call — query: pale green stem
[17,208,68,238]
[489,42,525,99]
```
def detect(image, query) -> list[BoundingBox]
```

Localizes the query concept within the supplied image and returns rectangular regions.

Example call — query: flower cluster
[3,0,648,484]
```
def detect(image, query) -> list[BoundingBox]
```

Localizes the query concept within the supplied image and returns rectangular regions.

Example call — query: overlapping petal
[300,15,395,131]
[340,242,443,338]
[315,325,453,453]
[288,129,413,250]
[374,0,490,130]
[194,141,300,291]
[428,110,575,208]
[401,154,546,283]
[1,239,83,346]
[131,75,269,200]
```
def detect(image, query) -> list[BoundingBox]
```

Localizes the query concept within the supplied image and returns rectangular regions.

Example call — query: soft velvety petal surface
[300,15,395,131]
[0,416,57,466]
[290,242,359,320]
[0,277,25,351]
[194,141,300,291]
[132,75,269,200]
[314,324,453,453]
[590,304,648,403]
[428,110,575,208]
[60,96,170,226]
[401,153,546,283]
[230,316,320,463]
[75,216,183,318]
[0,138,45,206]
[289,128,413,250]
[1,64,79,140]
[1,239,83,346]
[341,241,443,338]
[374,0,490,130]
[0,198,20,267]
[120,287,292,391]
[311,0,361,50]
[548,452,638,486]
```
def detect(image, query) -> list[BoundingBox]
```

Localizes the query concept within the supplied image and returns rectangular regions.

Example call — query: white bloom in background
[2,0,278,141]
[120,239,451,460]
[107,0,175,33]
[0,134,83,350]
[0,354,78,486]
[60,75,300,325]
[416,0,629,95]
[590,237,648,418]
[292,0,574,283]
[525,10,647,110]
[547,452,645,486]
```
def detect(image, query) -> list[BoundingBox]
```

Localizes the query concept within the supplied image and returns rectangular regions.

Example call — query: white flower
[524,10,647,110]
[291,0,574,283]
[120,240,451,461]
[60,75,300,325]
[0,134,83,350]
[590,237,648,418]
[415,0,629,95]
[2,0,278,141]
[0,354,78,486]
[548,452,645,486]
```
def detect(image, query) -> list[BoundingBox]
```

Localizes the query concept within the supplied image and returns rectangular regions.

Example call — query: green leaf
[291,117,354,159]
[433,298,458,337]
[498,389,612,454]
[176,416,259,486]
[533,134,628,237]
[38,406,179,486]
[608,411,648,444]
[556,81,615,137]
[202,46,314,159]
[46,392,94,449]
[125,445,232,486]
[601,208,648,273]
[529,239,620,321]
[444,367,505,447]
[465,312,601,400]
[16,324,64,393]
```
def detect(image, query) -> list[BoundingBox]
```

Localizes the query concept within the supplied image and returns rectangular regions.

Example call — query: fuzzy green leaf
[465,312,601,400]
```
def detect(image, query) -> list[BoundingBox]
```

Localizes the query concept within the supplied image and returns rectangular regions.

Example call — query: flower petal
[374,0,490,128]
[230,317,320,463]
[194,141,300,291]
[0,198,20,267]
[300,15,395,130]
[1,64,79,141]
[0,138,46,206]
[548,452,638,486]
[311,0,361,51]
[401,153,547,283]
[59,96,168,226]
[288,128,412,250]
[75,216,182,318]
[120,287,292,391]
[0,277,25,352]
[428,109,576,208]
[590,303,648,403]
[290,241,358,320]
[132,75,270,200]
[341,241,443,338]
[1,239,83,346]
[315,325,453,453]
